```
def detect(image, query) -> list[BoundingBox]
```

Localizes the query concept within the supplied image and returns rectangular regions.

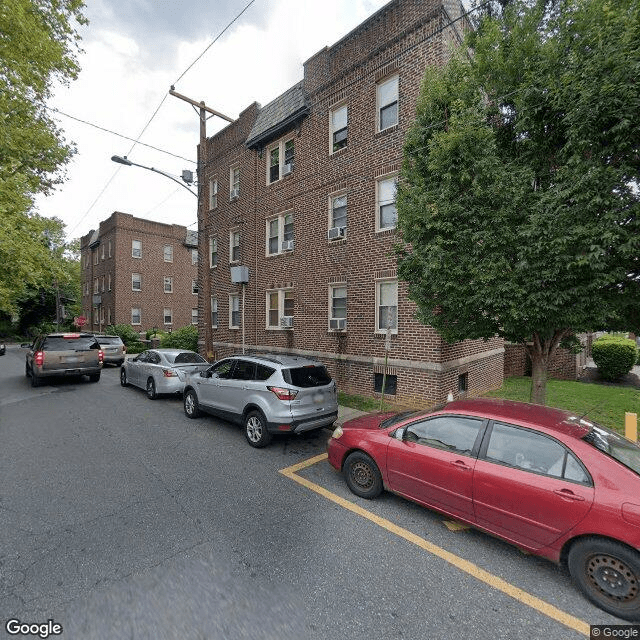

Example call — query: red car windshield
[583,423,640,476]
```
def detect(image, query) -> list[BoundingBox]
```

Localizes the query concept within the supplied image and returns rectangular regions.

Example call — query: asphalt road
[0,344,626,639]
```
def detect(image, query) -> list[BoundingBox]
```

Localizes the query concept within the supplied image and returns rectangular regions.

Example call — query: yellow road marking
[280,454,590,638]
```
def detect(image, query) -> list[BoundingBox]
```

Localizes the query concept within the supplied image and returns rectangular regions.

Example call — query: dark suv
[183,353,338,447]
[23,333,103,387]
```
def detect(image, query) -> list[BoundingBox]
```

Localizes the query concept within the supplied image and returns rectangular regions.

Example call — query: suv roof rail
[228,353,284,365]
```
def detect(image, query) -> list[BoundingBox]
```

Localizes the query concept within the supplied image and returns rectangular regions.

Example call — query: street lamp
[111,155,197,197]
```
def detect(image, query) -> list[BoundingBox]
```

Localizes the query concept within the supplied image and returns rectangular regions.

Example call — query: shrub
[592,336,637,381]
[160,325,198,352]
[105,324,145,352]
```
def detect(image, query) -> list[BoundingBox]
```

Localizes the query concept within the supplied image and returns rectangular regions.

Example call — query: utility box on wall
[230,266,249,284]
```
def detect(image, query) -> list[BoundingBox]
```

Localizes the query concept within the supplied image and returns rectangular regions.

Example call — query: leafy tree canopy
[0,0,87,314]
[398,0,640,403]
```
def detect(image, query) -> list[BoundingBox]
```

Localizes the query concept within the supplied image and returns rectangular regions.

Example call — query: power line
[48,107,196,163]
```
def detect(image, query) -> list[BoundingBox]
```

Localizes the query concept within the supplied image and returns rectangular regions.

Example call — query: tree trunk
[525,329,570,405]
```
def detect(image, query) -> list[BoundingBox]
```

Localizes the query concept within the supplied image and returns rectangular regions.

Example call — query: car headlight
[331,425,343,439]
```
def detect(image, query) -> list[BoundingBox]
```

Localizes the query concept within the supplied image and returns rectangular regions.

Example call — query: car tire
[89,373,100,383]
[568,537,640,621]
[146,378,157,400]
[344,451,383,499]
[244,410,272,448]
[120,368,128,387]
[30,371,42,388]
[183,389,201,418]
[25,362,30,378]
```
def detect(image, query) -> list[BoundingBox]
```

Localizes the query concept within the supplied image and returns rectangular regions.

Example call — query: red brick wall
[81,212,198,333]
[200,0,499,405]
[504,342,588,381]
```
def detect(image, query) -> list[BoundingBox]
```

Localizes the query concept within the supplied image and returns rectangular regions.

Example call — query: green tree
[397,0,640,405]
[0,0,87,313]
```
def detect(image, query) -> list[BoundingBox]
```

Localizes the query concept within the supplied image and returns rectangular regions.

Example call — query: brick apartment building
[196,0,504,405]
[80,212,199,334]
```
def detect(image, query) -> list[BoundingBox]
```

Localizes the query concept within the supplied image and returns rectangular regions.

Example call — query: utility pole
[169,87,234,360]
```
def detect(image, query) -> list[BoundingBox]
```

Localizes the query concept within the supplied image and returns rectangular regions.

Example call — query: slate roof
[246,81,308,148]
[88,229,100,247]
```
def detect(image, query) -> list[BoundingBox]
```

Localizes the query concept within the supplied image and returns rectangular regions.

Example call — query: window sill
[328,238,347,246]
[375,227,397,235]
[375,124,399,138]
[330,146,348,157]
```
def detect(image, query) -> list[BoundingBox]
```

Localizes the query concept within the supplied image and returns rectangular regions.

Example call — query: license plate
[64,357,78,363]
[313,392,324,404]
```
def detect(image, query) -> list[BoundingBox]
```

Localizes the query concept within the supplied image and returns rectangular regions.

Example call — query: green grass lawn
[483,376,640,433]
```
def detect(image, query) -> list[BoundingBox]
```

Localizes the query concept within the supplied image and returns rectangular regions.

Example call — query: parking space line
[280,454,590,638]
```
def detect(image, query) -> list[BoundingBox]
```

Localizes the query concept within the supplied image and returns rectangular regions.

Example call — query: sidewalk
[335,404,369,427]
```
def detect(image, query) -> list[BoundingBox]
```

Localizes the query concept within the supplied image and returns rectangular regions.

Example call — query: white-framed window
[209,178,218,209]
[376,279,398,333]
[93,251,98,265]
[376,175,398,231]
[329,284,347,330]
[132,240,142,258]
[164,276,173,293]
[108,240,112,258]
[107,273,111,291]
[266,212,294,255]
[377,74,399,132]
[191,308,198,325]
[230,166,240,199]
[229,231,240,263]
[211,296,218,328]
[101,276,105,292]
[266,289,294,329]
[132,273,141,291]
[267,137,295,184]
[329,194,347,236]
[107,308,112,325]
[163,244,173,262]
[100,306,105,323]
[93,278,99,294]
[229,293,240,328]
[192,249,198,265]
[131,308,141,325]
[101,244,105,260]
[209,237,218,268]
[192,280,198,295]
[330,104,348,153]
[163,308,172,325]
[93,309,98,325]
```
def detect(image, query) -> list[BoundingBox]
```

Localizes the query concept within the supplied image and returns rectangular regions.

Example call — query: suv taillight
[98,350,104,363]
[34,351,45,367]
[267,386,298,401]
[122,345,127,354]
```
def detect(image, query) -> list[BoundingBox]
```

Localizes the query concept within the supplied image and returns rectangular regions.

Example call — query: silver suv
[95,335,126,366]
[23,333,103,387]
[183,353,338,447]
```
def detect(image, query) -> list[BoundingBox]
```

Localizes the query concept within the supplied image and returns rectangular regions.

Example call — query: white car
[120,349,210,399]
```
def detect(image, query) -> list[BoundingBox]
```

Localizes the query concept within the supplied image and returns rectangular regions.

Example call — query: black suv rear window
[43,337,99,350]
[285,366,332,388]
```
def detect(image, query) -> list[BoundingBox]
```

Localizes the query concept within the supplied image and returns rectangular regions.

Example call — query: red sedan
[328,398,640,621]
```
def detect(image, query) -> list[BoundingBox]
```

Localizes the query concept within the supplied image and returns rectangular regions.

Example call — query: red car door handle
[553,488,585,501]
[450,460,471,470]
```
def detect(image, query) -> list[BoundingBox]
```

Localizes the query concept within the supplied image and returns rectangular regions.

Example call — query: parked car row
[19,333,640,620]
[330,398,640,622]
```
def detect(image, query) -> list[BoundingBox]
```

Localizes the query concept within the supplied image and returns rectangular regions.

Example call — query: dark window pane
[380,101,398,129]
[256,364,276,381]
[374,372,397,395]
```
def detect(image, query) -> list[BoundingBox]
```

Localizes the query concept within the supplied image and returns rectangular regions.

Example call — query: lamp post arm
[135,162,198,197]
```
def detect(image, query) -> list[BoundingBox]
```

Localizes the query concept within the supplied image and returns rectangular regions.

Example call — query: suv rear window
[98,336,123,345]
[42,337,100,350]
[171,352,207,364]
[284,365,332,388]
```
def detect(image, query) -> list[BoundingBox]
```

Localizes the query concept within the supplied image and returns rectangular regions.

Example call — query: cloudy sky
[37,0,391,242]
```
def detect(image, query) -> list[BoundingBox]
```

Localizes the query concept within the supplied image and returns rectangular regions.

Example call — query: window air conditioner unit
[280,316,294,328]
[281,240,294,252]
[328,226,346,240]
[282,162,293,176]
[329,318,346,330]
[230,188,239,199]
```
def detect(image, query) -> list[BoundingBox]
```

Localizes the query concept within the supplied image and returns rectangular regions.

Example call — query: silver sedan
[120,349,210,399]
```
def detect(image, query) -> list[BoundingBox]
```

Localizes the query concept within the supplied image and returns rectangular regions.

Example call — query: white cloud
[36,0,391,240]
